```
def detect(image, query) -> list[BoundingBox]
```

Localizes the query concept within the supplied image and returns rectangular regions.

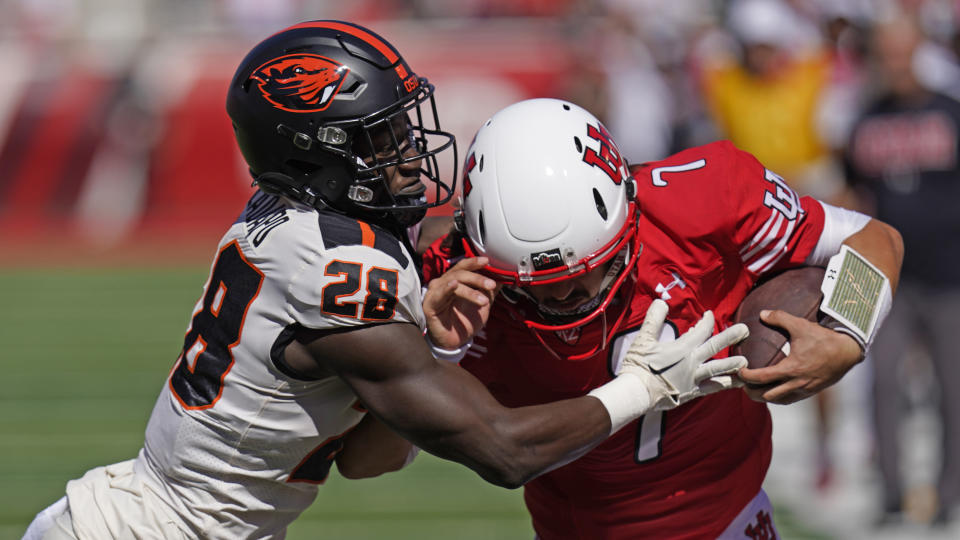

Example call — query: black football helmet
[226,20,457,227]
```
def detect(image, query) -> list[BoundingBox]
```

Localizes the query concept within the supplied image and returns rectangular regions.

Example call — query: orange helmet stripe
[280,21,407,79]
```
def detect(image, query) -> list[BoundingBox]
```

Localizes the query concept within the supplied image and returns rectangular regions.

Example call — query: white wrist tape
[587,373,652,435]
[401,445,420,469]
[820,314,865,355]
[820,245,892,350]
[425,333,473,364]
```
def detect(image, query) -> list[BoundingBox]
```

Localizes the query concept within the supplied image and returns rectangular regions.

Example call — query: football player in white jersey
[23,21,751,540]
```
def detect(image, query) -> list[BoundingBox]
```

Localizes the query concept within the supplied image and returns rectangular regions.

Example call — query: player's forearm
[841,218,903,293]
[336,413,413,479]
[350,360,615,489]
[420,396,613,489]
[317,323,614,488]
[804,205,903,356]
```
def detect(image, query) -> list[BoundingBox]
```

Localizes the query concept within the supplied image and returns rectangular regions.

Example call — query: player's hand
[621,299,749,411]
[738,309,863,404]
[423,257,499,350]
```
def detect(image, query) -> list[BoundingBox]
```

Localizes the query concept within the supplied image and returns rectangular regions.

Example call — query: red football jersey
[423,141,825,539]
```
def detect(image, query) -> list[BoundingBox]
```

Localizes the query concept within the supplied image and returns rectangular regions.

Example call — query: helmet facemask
[509,247,630,322]
[465,210,641,361]
[322,81,457,226]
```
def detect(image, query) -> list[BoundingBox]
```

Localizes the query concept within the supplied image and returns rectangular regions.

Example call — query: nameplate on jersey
[243,192,290,247]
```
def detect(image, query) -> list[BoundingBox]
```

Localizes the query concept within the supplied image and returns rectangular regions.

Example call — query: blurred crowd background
[1,0,959,538]
[0,0,956,255]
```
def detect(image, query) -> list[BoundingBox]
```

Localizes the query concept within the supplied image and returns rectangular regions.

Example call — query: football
[732,266,825,369]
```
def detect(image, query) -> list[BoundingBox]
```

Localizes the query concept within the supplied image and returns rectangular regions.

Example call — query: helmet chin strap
[523,272,637,362]
[393,192,428,225]
[506,248,629,322]
[254,171,325,207]
[497,242,642,362]
[358,175,429,228]
[254,170,409,229]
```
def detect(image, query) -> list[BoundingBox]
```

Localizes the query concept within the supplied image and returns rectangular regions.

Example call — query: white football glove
[622,299,749,411]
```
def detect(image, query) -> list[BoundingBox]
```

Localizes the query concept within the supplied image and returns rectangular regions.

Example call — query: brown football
[732,266,825,369]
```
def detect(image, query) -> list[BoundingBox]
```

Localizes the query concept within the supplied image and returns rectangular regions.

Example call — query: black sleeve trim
[270,323,324,381]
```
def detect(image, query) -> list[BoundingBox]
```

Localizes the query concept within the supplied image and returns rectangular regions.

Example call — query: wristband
[819,245,892,350]
[425,333,473,364]
[820,314,866,358]
[401,445,420,469]
[587,373,652,435]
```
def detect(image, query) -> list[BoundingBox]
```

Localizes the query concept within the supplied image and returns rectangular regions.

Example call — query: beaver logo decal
[250,53,349,112]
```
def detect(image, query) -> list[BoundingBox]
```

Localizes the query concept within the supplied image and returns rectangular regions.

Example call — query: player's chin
[391,174,426,196]
[542,300,587,314]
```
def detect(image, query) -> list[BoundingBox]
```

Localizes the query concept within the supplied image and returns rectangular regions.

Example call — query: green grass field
[0,267,531,539]
[0,267,827,539]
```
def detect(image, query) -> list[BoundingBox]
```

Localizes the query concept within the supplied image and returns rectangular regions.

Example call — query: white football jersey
[133,192,425,538]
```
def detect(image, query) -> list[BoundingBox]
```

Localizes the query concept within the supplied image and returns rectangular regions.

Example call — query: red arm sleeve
[420,233,462,282]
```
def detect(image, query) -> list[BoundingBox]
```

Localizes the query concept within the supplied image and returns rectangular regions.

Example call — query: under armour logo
[655,272,686,300]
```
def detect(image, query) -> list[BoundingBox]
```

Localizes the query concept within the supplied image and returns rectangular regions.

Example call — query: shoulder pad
[317,211,409,269]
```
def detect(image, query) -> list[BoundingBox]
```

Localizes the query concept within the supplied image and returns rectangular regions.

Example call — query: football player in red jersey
[422,98,904,539]
[23,25,751,540]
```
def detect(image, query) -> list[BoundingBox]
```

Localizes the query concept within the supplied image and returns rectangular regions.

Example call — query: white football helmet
[456,98,640,359]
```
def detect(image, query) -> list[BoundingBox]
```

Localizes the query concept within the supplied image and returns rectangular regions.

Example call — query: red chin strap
[501,251,639,362]
[534,271,636,362]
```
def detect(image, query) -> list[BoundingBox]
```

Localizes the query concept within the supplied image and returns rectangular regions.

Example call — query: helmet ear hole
[574,137,583,153]
[478,210,486,245]
[286,159,321,175]
[593,188,608,221]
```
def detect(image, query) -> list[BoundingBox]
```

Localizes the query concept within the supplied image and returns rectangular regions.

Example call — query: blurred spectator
[843,14,960,528]
[699,0,846,203]
[886,0,960,99]
[554,15,611,129]
[814,0,873,153]
[555,2,675,164]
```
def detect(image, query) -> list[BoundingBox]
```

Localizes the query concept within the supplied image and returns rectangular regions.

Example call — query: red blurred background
[0,1,588,266]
